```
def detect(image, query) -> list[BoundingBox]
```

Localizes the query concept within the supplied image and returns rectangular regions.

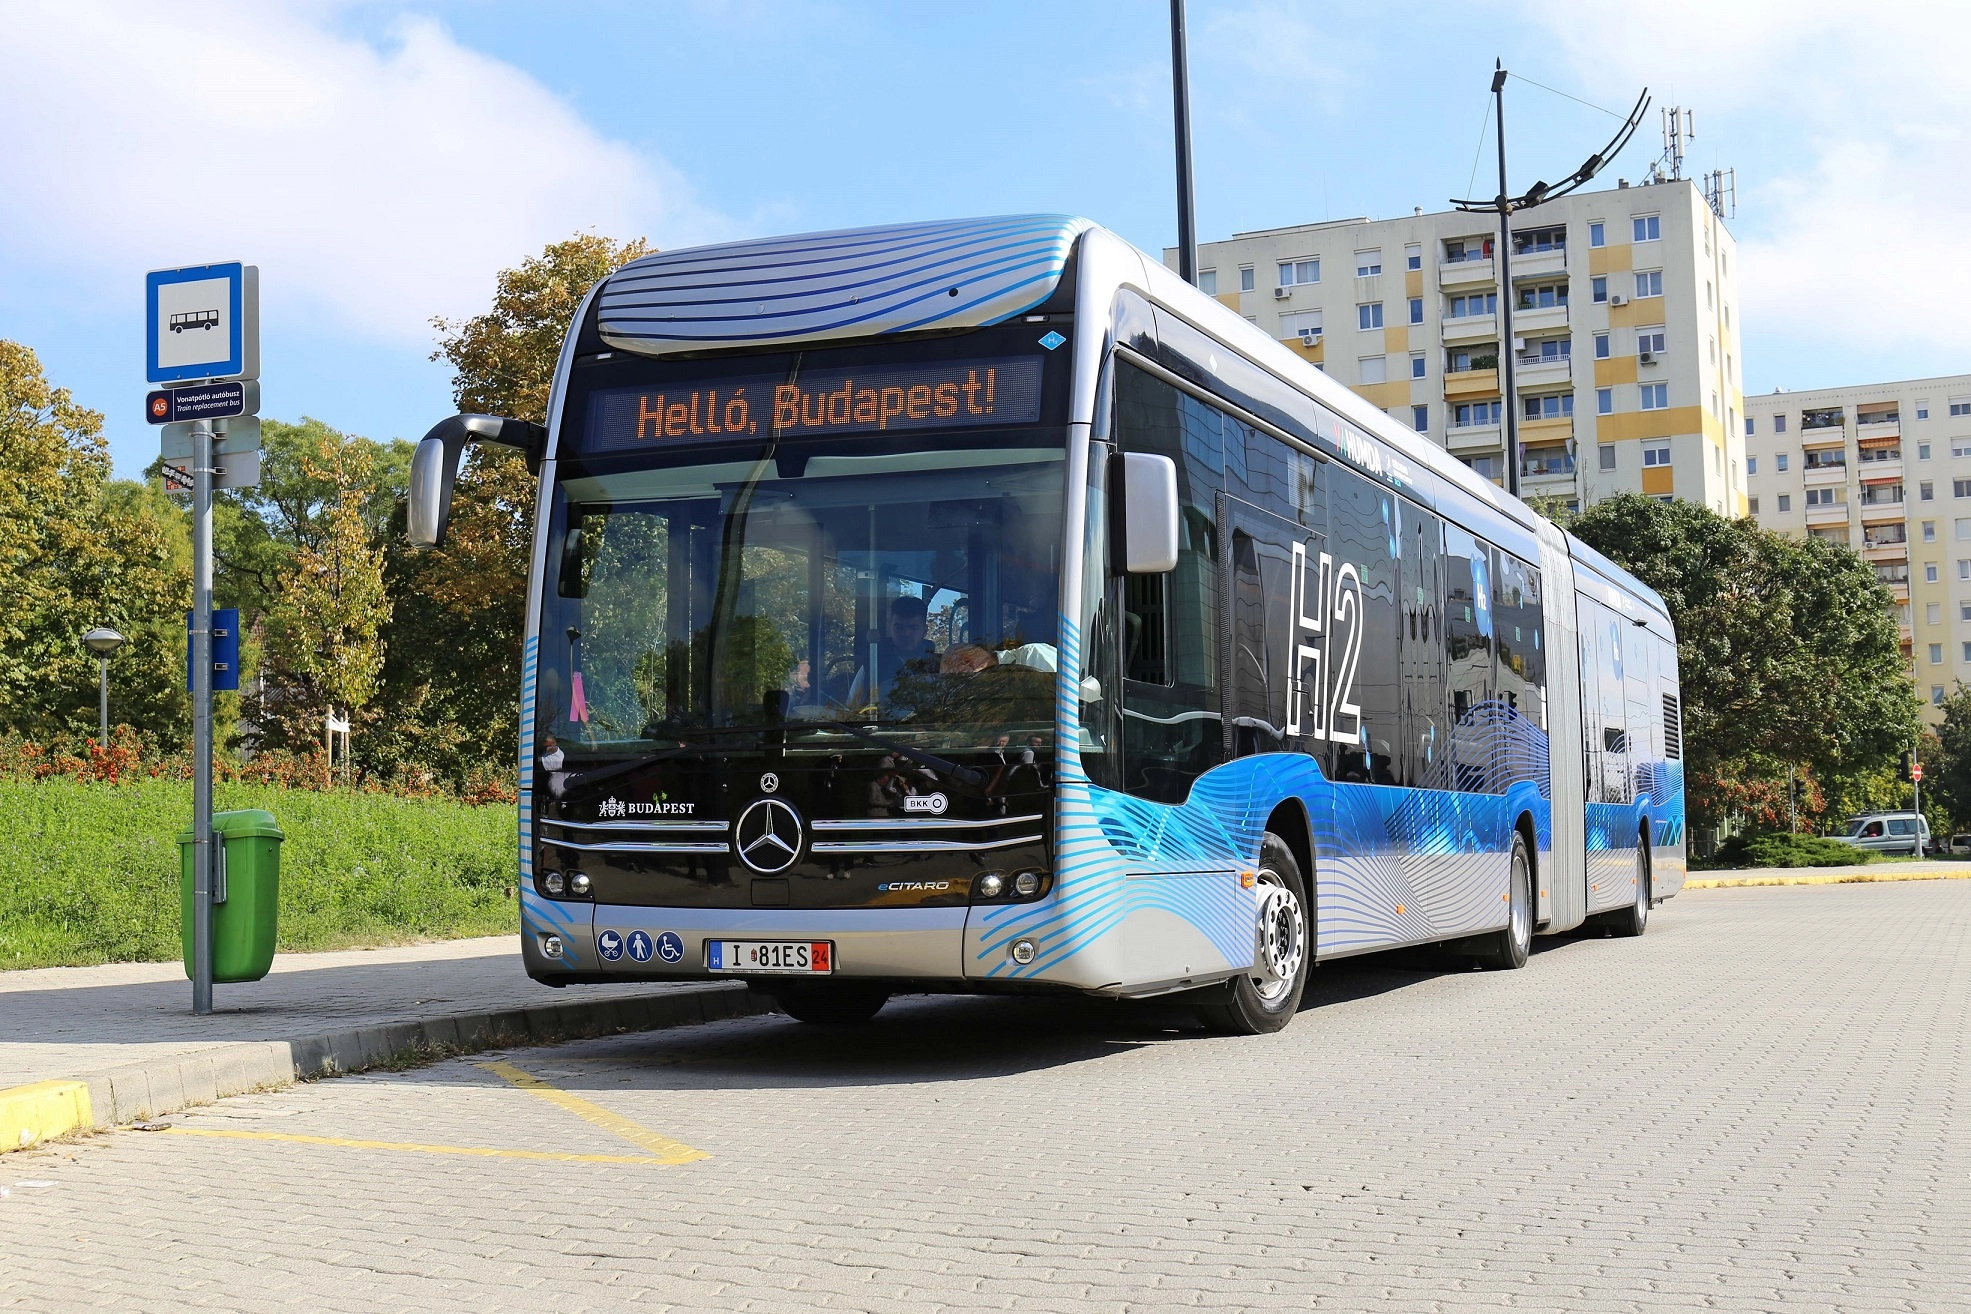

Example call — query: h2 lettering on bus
[1287,542,1364,744]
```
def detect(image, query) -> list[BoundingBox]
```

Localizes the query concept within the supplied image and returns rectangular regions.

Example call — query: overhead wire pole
[1451,68,1650,501]
[1170,0,1197,284]
[1492,64,1519,495]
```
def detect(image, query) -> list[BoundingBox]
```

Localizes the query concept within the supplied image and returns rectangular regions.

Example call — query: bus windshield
[538,436,1067,758]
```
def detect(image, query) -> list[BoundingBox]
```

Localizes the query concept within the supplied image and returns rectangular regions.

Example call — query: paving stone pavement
[4,880,1968,1312]
[0,936,717,1091]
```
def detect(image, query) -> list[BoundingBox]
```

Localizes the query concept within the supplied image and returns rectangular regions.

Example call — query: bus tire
[1196,832,1310,1035]
[768,982,891,1025]
[1602,841,1651,939]
[1483,830,1533,969]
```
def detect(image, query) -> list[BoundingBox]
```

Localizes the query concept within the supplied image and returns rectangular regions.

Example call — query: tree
[378,234,651,783]
[1929,686,1971,830]
[0,341,188,742]
[1570,493,1919,835]
[249,426,394,752]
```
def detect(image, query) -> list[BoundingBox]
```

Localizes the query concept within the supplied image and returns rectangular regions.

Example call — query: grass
[0,777,517,970]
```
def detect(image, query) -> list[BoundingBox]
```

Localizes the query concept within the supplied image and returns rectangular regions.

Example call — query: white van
[1835,812,1930,858]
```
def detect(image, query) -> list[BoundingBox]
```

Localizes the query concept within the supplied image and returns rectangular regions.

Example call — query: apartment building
[1166,178,1746,515]
[1744,374,1971,719]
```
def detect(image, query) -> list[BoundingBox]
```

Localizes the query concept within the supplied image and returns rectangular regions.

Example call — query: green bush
[1701,830,1877,871]
[0,778,517,970]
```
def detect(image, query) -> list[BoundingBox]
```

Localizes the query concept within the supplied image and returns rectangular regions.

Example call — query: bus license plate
[708,940,832,974]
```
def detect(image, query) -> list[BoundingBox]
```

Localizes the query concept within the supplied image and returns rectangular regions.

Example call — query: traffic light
[1900,751,1915,782]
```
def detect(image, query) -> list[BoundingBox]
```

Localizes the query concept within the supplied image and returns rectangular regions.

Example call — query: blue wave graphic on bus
[977,620,1571,981]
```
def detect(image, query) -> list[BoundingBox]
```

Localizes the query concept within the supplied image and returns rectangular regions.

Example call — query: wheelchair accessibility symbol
[655,931,684,964]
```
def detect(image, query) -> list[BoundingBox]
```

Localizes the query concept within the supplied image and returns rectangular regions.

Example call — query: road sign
[163,448,261,491]
[162,416,260,461]
[147,381,259,424]
[1913,763,1923,782]
[146,262,259,383]
[186,609,241,692]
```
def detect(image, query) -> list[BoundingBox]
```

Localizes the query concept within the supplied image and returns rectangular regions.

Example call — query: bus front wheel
[1196,832,1310,1035]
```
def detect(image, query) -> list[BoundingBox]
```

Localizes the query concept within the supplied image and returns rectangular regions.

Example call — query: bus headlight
[540,934,564,958]
[1010,939,1036,965]
[543,871,565,896]
[977,873,1005,899]
[1012,870,1042,897]
[569,872,592,896]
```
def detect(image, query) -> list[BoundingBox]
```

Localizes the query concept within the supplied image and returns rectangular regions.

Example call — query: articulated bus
[409,215,1685,1033]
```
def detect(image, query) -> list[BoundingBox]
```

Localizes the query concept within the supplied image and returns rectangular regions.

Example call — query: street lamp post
[81,627,126,743]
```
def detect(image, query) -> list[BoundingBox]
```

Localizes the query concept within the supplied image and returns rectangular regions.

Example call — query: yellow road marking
[159,1126,686,1164]
[1686,869,1971,889]
[478,1060,708,1163]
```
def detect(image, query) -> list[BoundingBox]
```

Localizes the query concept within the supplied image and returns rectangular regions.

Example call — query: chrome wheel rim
[1636,850,1649,927]
[1510,851,1531,950]
[1251,869,1306,1004]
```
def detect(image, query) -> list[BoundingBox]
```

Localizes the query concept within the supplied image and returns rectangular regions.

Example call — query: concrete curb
[2,982,772,1149]
[1686,869,1971,889]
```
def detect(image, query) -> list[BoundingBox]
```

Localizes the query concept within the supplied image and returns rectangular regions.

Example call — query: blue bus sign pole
[148,262,259,1015]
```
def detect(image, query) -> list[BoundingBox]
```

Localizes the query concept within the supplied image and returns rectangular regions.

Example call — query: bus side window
[1327,467,1400,785]
[1443,525,1495,792]
[1598,613,1631,804]
[1398,501,1446,788]
[1114,362,1224,803]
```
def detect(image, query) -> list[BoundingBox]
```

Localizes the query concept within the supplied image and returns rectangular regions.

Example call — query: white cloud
[1531,0,1971,381]
[0,1,726,346]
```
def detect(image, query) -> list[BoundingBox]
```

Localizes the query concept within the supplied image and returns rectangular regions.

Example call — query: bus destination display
[583,356,1042,454]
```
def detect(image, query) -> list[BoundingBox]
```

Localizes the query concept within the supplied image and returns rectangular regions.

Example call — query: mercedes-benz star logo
[733,796,803,874]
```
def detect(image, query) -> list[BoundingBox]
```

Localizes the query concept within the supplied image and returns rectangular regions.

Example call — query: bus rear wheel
[1600,842,1651,938]
[768,982,891,1025]
[1483,831,1533,969]
[1196,833,1310,1035]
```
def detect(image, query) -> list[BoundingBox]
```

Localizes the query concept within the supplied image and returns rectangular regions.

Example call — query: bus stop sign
[146,262,259,383]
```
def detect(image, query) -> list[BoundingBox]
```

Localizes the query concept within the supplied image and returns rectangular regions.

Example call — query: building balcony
[1519,416,1575,445]
[1887,581,1911,605]
[1446,423,1501,453]
[1857,458,1904,483]
[1803,463,1848,485]
[1513,356,1572,389]
[1861,539,1909,563]
[1511,303,1570,335]
[1859,500,1905,524]
[1438,256,1494,288]
[1856,418,1900,441]
[1508,248,1568,281]
[1444,367,1500,400]
[1441,313,1497,343]
[1521,451,1576,480]
[1800,421,1848,447]
[1805,501,1851,526]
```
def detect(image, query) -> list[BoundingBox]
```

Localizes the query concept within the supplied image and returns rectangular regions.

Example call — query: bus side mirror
[1120,452,1180,573]
[407,414,550,549]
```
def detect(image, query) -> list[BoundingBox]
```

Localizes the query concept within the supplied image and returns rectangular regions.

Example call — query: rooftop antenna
[1659,106,1693,181]
[1703,168,1737,220]
[1450,64,1650,496]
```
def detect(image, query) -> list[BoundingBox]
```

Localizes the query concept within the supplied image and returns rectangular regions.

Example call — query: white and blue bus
[409,216,1685,1032]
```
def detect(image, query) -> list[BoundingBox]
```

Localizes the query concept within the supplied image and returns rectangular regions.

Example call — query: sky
[4,0,1967,479]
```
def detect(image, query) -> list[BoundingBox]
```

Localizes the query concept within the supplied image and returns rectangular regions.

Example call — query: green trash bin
[178,809,284,983]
